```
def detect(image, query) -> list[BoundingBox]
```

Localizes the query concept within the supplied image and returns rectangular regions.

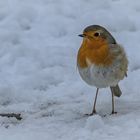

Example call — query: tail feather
[110,84,122,97]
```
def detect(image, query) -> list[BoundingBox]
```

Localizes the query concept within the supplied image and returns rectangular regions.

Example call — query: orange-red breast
[77,25,128,115]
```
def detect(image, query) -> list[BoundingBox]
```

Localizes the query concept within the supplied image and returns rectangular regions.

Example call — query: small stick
[0,113,22,120]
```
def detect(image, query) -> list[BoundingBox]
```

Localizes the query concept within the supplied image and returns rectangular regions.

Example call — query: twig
[0,113,22,120]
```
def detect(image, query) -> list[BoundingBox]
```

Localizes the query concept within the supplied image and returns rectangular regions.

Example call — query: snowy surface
[0,0,140,139]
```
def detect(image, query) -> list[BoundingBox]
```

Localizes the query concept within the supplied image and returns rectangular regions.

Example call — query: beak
[78,34,85,37]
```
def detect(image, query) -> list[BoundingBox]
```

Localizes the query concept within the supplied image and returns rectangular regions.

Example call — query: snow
[85,115,104,130]
[0,0,139,139]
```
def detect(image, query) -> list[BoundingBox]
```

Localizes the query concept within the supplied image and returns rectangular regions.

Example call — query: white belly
[78,63,124,88]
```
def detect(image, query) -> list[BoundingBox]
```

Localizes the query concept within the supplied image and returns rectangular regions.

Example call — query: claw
[85,110,97,116]
[111,111,117,115]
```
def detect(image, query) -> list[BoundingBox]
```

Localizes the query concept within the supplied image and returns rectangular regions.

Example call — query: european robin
[77,25,128,115]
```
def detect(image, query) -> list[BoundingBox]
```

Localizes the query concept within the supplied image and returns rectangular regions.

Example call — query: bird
[77,25,128,115]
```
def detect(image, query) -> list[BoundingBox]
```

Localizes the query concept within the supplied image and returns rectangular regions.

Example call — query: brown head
[79,25,116,49]
[78,25,116,67]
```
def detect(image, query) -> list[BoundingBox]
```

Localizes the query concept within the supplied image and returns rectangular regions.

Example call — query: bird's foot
[85,110,97,116]
[111,111,117,115]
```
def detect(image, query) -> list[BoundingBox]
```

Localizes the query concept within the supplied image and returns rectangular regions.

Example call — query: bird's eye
[94,32,100,37]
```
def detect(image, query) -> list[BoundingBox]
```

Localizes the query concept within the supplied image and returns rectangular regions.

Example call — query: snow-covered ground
[0,0,140,139]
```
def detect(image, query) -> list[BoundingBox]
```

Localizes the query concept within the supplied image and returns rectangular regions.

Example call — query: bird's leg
[110,87,117,114]
[87,88,99,116]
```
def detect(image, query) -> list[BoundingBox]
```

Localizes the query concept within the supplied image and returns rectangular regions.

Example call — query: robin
[77,25,128,115]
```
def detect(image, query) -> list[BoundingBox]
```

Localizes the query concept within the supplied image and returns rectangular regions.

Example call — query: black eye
[94,32,100,37]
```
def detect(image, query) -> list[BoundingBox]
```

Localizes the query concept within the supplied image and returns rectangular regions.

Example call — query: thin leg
[89,88,99,115]
[110,87,117,114]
